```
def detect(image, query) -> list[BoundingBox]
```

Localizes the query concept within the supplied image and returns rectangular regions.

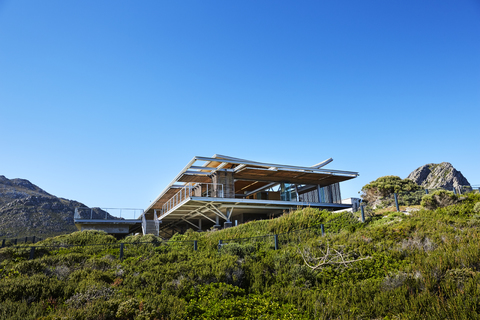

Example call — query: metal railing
[1,236,43,248]
[74,207,144,220]
[160,183,224,216]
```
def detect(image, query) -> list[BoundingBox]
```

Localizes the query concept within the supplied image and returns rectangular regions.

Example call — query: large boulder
[407,162,470,190]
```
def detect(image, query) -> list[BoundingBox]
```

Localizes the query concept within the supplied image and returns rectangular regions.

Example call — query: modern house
[144,154,359,238]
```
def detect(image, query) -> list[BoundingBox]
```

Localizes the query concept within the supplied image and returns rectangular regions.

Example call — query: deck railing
[74,207,144,220]
[160,183,224,216]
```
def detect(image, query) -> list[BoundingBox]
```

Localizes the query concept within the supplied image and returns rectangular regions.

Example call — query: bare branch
[299,244,370,271]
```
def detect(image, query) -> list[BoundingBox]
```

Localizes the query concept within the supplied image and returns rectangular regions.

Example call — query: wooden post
[194,240,198,251]
[360,206,365,223]
[29,247,35,260]
[394,193,400,212]
[274,234,279,250]
[1,239,5,248]
[119,243,124,260]
[321,224,325,236]
[25,237,28,244]
[425,189,429,195]
[32,236,36,244]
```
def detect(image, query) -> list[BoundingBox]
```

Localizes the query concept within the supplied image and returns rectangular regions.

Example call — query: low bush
[421,190,459,210]
[220,242,255,258]
[38,230,117,246]
[474,201,480,213]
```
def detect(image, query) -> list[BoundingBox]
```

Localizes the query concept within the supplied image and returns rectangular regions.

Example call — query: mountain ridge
[0,175,111,238]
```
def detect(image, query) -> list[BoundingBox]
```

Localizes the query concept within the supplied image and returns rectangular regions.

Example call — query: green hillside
[1,192,480,319]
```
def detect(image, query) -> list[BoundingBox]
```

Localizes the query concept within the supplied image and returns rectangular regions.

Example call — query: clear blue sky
[1,0,479,210]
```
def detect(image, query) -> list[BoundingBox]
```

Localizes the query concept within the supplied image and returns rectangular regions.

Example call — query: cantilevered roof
[145,154,358,214]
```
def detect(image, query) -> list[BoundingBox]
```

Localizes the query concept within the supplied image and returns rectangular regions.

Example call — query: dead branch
[299,244,370,271]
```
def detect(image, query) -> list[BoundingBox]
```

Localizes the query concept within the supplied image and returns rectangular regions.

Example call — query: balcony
[159,183,224,216]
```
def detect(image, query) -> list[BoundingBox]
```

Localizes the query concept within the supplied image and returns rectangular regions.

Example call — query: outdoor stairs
[143,220,159,236]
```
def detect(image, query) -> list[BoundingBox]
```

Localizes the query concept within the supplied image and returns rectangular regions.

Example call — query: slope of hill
[1,192,480,319]
[0,175,110,238]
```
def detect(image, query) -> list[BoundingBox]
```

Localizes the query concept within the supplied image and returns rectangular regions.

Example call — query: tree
[361,176,421,204]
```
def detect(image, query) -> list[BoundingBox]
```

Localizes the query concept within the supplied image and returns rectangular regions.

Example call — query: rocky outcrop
[407,162,470,190]
[0,175,115,238]
[0,175,52,206]
[0,196,80,237]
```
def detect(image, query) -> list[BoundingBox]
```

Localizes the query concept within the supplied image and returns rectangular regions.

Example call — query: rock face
[0,175,114,238]
[407,162,470,190]
[0,175,52,206]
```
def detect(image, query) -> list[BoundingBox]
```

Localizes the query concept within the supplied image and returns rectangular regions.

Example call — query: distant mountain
[0,175,52,206]
[0,175,113,239]
[407,162,470,190]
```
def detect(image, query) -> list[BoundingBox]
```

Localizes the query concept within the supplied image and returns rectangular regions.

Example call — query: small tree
[361,176,421,204]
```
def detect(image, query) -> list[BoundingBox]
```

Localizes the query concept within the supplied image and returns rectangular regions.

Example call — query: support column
[224,208,232,228]
[193,184,207,197]
[317,185,324,203]
[198,219,202,231]
[210,170,234,198]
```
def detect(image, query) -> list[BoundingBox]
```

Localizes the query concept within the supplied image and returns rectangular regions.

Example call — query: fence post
[425,189,429,195]
[14,239,17,245]
[194,240,198,251]
[321,224,325,236]
[394,193,399,212]
[1,239,4,248]
[32,236,36,244]
[29,247,35,260]
[360,206,365,223]
[119,243,124,260]
[453,187,457,195]
[25,237,28,244]
[274,234,279,250]
[218,240,223,252]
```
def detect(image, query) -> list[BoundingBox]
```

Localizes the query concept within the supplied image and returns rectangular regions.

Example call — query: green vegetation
[361,176,423,212]
[472,201,480,213]
[421,190,459,210]
[361,175,421,202]
[1,192,480,319]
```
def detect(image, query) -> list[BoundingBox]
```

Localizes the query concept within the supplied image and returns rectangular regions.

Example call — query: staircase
[142,213,159,236]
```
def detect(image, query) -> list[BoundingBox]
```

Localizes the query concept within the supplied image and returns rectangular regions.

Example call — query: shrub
[473,202,480,213]
[421,190,459,210]
[38,230,117,246]
[185,283,307,319]
[221,242,255,258]
[361,176,421,203]
[65,286,114,308]
[268,207,328,233]
[123,234,163,245]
